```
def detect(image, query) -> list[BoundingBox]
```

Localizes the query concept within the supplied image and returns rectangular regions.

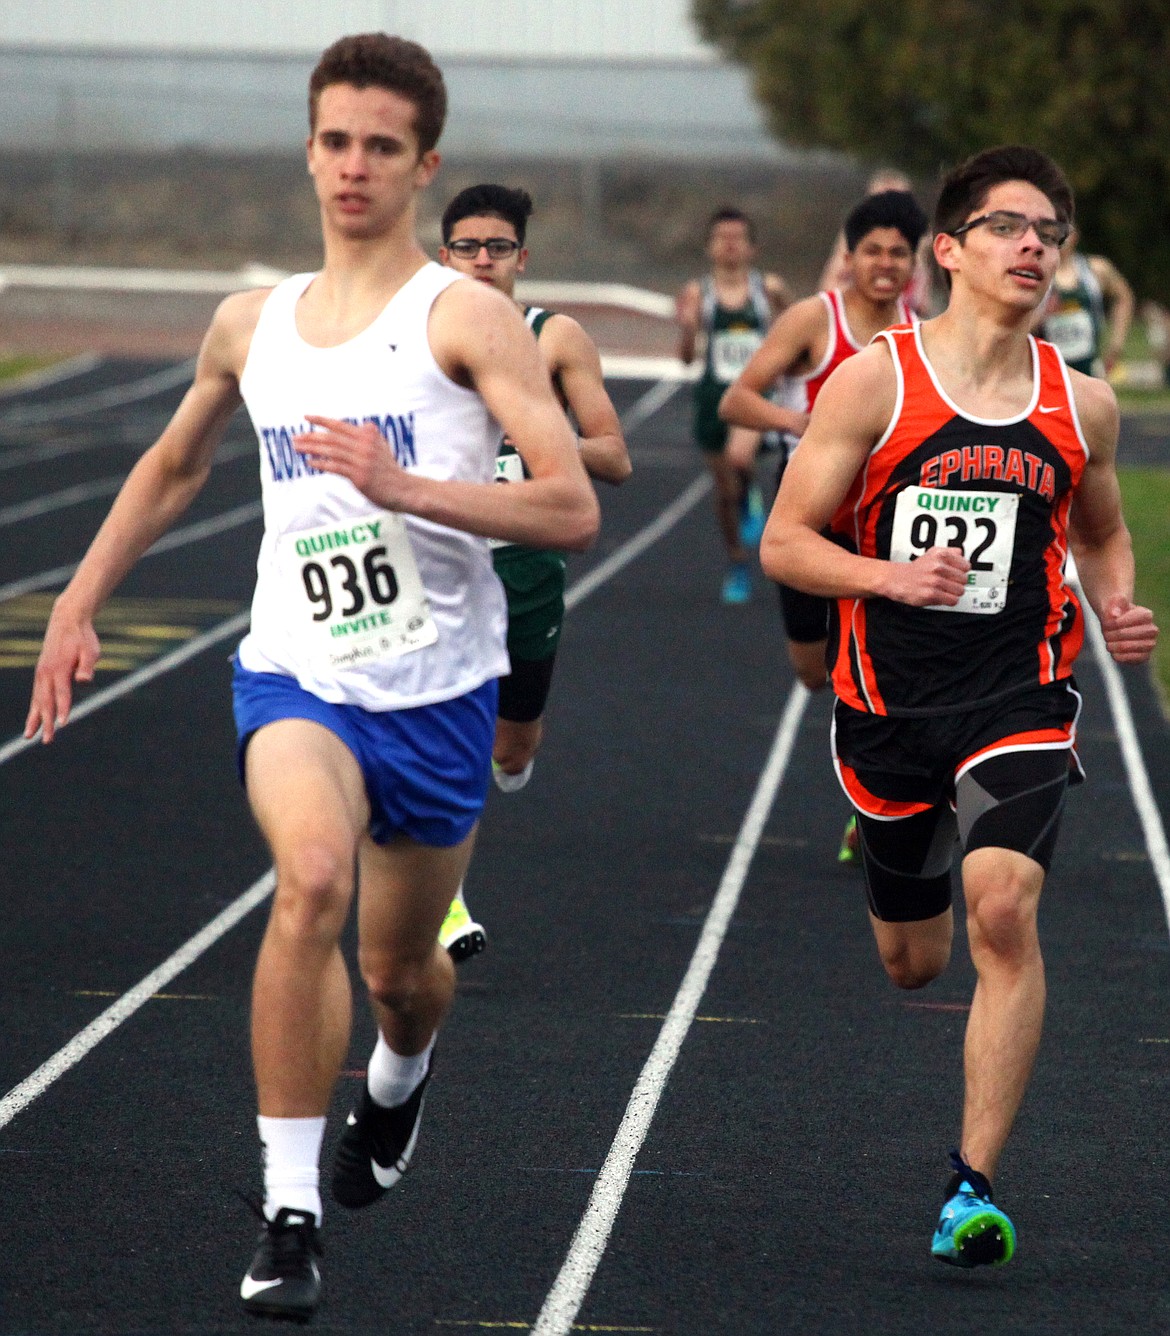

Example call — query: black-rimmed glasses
[446,237,520,259]
[949,211,1071,249]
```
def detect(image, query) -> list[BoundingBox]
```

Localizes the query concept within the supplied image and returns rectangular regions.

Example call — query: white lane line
[0,870,276,1132]
[0,359,196,425]
[620,377,682,437]
[1084,604,1170,928]
[0,611,251,768]
[566,474,711,611]
[0,438,255,530]
[531,683,811,1336]
[0,499,263,602]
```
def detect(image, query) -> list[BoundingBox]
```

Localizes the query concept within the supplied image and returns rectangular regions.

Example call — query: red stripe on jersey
[836,758,934,818]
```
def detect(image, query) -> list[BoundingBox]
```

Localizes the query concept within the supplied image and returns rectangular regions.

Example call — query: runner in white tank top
[237,262,508,711]
[25,34,599,1321]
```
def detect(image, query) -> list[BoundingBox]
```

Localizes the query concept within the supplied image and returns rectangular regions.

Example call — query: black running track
[2,360,1170,1335]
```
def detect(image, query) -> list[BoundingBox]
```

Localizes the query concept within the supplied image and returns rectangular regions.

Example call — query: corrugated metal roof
[0,0,714,60]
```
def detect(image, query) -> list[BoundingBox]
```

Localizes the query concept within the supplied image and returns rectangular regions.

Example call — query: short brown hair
[308,33,447,154]
[934,145,1074,238]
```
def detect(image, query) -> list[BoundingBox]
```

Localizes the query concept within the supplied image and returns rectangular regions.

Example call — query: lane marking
[0,870,275,1131]
[0,610,250,767]
[0,359,197,426]
[565,475,710,612]
[531,684,810,1336]
[618,378,683,437]
[616,1014,762,1024]
[0,438,254,530]
[1083,596,1170,931]
[436,1324,656,1333]
[0,499,263,603]
[0,594,242,670]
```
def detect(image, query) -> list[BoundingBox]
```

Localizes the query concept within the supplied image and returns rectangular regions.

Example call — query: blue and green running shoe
[721,562,751,605]
[931,1150,1016,1268]
[738,483,766,548]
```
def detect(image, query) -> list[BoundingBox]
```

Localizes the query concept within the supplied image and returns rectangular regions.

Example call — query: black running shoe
[331,1066,432,1209]
[240,1205,322,1322]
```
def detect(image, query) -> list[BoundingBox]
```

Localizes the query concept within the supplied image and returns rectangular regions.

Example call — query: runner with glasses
[762,145,1156,1269]
[436,182,631,962]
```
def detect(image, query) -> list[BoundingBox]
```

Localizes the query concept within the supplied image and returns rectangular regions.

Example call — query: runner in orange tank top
[763,146,1157,1269]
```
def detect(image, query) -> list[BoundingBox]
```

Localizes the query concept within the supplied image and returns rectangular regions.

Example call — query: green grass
[0,354,57,383]
[1118,466,1170,711]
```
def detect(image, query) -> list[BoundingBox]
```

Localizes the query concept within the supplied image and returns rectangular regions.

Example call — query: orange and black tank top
[828,325,1089,717]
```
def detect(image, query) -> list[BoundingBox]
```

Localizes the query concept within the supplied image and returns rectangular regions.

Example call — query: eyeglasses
[446,237,520,259]
[949,211,1071,249]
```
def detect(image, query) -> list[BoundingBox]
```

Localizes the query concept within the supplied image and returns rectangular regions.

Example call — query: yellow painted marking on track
[903,1001,970,1012]
[71,990,217,1001]
[617,1013,761,1024]
[0,593,243,672]
[1140,1038,1170,1044]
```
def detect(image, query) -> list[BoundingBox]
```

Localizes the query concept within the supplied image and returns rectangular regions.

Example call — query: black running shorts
[832,681,1083,922]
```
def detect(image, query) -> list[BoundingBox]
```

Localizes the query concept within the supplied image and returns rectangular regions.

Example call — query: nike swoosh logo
[240,1277,283,1300]
[1038,404,1062,413]
[371,1156,406,1189]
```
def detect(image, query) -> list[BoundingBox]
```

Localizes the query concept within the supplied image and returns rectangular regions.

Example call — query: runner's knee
[359,944,445,1013]
[271,842,353,941]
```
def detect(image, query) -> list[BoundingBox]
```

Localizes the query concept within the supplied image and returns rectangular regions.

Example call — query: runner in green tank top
[1039,226,1134,377]
[439,182,631,958]
[677,207,790,604]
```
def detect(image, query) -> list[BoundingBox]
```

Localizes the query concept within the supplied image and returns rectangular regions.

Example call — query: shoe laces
[238,1191,323,1261]
[946,1149,994,1203]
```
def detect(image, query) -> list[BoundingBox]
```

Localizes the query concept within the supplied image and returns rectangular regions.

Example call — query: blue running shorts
[231,660,497,848]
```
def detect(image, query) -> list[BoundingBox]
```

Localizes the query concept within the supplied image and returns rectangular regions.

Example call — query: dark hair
[934,145,1074,237]
[308,33,447,154]
[844,190,929,252]
[441,183,535,245]
[707,207,756,243]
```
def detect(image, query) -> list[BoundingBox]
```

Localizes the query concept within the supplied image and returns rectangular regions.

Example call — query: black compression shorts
[832,681,1083,922]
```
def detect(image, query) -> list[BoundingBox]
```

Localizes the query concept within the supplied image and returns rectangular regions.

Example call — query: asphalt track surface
[1,359,1170,1336]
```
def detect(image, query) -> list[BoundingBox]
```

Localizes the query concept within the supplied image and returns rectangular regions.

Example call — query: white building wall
[0,0,714,60]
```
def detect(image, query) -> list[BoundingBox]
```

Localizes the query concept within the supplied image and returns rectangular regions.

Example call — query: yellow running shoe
[438,896,486,963]
[837,814,861,864]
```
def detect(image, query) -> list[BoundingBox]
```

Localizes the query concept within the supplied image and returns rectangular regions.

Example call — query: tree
[694,0,1170,300]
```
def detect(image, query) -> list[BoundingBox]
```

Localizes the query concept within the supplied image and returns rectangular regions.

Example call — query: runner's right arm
[717,297,822,436]
[675,280,702,364]
[761,343,969,606]
[25,291,258,742]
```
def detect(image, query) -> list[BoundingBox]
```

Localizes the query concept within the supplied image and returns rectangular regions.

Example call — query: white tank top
[236,262,509,710]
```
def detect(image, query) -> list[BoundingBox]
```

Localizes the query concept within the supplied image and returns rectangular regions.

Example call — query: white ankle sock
[493,758,534,792]
[366,1032,435,1109]
[257,1115,325,1225]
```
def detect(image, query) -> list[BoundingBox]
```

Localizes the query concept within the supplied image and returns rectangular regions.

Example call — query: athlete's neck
[301,230,430,348]
[710,261,752,297]
[841,287,906,342]
[920,304,1036,414]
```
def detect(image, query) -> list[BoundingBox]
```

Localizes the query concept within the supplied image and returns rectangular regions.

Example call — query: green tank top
[492,306,568,586]
[1042,254,1106,375]
[697,271,772,394]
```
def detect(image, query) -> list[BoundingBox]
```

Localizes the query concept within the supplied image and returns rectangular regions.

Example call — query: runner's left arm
[1067,373,1158,663]
[295,279,599,552]
[544,314,631,485]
